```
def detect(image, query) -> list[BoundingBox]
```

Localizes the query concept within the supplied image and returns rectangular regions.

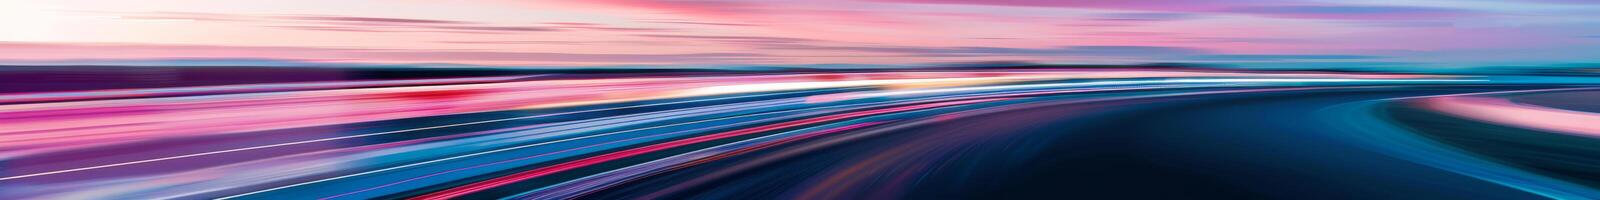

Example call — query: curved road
[580,86,1577,200]
[3,70,1599,199]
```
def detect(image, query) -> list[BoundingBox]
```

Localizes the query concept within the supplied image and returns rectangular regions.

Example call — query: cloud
[925,46,1208,56]
[1076,31,1178,37]
[757,43,1208,57]
[0,41,1227,66]
[270,26,405,33]
[641,20,759,27]
[435,40,598,45]
[1182,54,1386,61]
[873,0,1272,11]
[749,43,1392,64]
[1092,12,1205,21]
[277,16,674,33]
[1215,61,1419,70]
[1227,5,1473,20]
[85,11,568,34]
[434,40,684,45]
[97,11,249,22]
[1034,46,1205,56]
[279,16,473,24]
[271,25,557,34]
[420,25,560,32]
[875,0,1474,20]
[1176,37,1313,44]
[634,34,819,44]
[573,0,920,28]
[269,15,562,33]
[545,22,676,32]
[0,42,771,65]
[351,51,769,63]
[583,0,764,17]
[274,15,677,33]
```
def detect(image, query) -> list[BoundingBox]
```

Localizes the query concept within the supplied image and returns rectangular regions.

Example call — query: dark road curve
[579,86,1566,200]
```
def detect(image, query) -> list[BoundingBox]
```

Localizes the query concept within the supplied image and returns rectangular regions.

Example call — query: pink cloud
[280,16,473,24]
[876,0,1475,20]
[584,0,766,17]
[570,0,927,28]
[0,42,769,65]
[1227,5,1473,20]
[874,0,1280,12]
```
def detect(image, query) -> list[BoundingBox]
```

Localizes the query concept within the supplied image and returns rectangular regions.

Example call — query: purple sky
[1,0,1597,69]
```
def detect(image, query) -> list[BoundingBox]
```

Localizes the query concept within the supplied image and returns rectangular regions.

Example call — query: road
[2,69,1598,199]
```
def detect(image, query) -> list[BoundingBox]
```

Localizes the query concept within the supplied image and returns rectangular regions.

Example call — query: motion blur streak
[1417,91,1600,137]
[3,68,1600,199]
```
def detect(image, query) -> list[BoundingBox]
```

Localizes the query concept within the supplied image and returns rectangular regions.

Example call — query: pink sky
[1,0,1597,68]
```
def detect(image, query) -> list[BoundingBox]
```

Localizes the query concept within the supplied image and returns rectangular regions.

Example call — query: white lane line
[218,98,877,199]
[0,90,821,182]
[221,88,1019,199]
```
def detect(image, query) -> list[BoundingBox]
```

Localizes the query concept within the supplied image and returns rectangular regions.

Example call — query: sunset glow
[2,0,1596,67]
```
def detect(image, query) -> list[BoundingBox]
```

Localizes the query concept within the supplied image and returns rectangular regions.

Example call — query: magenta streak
[407,98,1006,200]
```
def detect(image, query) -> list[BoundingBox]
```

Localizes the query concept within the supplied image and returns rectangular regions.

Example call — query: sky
[1,0,1597,69]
